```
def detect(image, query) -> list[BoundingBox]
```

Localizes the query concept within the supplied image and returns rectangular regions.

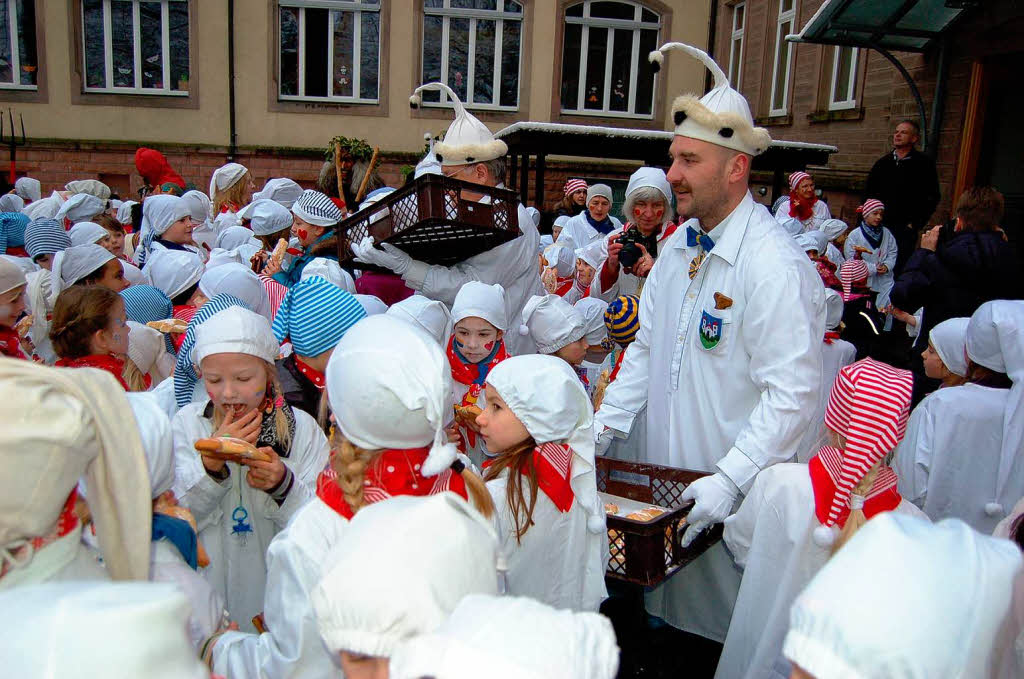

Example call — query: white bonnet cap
[821,218,848,241]
[544,243,575,279]
[823,288,844,332]
[206,247,244,269]
[485,354,605,533]
[126,321,164,377]
[386,294,453,346]
[116,200,138,225]
[451,281,508,331]
[327,315,458,476]
[65,179,111,200]
[389,594,620,679]
[795,230,828,254]
[239,198,294,236]
[144,248,204,300]
[0,254,27,295]
[525,206,541,227]
[55,193,105,224]
[192,305,279,366]
[301,257,357,293]
[0,582,208,679]
[208,162,249,202]
[929,317,969,378]
[180,190,211,224]
[15,176,41,203]
[576,239,605,271]
[575,297,610,346]
[519,294,586,355]
[49,244,116,303]
[198,262,272,320]
[354,293,388,316]
[253,177,304,209]
[69,221,109,247]
[312,493,500,659]
[783,514,1023,679]
[127,391,175,499]
[625,166,672,206]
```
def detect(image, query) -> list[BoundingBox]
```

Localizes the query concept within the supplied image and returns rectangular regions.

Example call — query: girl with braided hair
[204,314,492,678]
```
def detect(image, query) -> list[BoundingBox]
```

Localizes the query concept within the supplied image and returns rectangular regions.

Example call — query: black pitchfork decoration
[0,108,26,185]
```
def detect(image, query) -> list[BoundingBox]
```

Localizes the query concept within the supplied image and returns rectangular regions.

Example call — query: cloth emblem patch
[699,310,724,350]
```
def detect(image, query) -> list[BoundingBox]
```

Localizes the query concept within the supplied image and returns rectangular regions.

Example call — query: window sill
[268,98,389,117]
[551,111,662,129]
[411,105,520,124]
[754,114,793,127]
[808,107,865,123]
[70,90,199,110]
[0,85,45,104]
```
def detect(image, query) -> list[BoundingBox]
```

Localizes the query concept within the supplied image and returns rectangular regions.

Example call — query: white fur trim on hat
[650,42,771,156]
[410,82,508,166]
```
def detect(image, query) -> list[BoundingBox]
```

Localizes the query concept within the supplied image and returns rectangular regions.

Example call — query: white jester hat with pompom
[409,82,508,166]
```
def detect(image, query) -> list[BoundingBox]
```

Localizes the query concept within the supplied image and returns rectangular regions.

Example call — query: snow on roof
[494,121,838,153]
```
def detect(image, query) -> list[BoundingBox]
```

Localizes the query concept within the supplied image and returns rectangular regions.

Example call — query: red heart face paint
[484,341,494,351]
[295,228,308,241]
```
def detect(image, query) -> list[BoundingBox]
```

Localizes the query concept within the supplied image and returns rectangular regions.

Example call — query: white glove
[595,427,615,455]
[350,235,413,276]
[679,472,740,548]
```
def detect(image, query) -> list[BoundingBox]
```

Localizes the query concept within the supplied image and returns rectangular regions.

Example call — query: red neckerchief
[788,191,816,221]
[294,356,325,390]
[574,365,589,387]
[446,336,508,387]
[218,202,241,214]
[316,447,467,519]
[809,446,901,528]
[533,443,575,512]
[0,327,28,360]
[172,305,197,352]
[823,331,841,345]
[1,489,79,579]
[554,278,574,297]
[55,354,129,390]
[814,258,842,291]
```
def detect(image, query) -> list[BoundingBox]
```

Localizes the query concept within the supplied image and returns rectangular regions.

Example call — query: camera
[617,227,659,270]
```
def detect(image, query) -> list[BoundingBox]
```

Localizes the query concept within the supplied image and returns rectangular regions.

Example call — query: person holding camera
[590,167,678,301]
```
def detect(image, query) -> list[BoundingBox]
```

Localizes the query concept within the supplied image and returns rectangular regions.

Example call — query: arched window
[420,0,523,111]
[560,1,660,118]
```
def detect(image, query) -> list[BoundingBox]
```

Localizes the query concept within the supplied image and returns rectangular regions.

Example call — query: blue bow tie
[686,226,715,252]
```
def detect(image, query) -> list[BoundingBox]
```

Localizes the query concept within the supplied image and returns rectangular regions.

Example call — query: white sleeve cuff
[402,259,430,289]
[716,447,762,495]
[595,403,636,437]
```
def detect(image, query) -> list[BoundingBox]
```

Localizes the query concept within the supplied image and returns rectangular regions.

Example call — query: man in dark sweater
[865,120,941,274]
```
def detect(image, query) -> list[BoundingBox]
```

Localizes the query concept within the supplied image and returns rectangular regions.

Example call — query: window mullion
[493,17,503,106]
[132,1,142,88]
[103,0,114,89]
[848,48,858,102]
[161,0,171,90]
[353,9,362,99]
[440,16,450,104]
[467,17,476,104]
[601,24,613,111]
[576,24,588,111]
[297,7,305,97]
[326,10,334,96]
[627,28,639,114]
[8,1,19,85]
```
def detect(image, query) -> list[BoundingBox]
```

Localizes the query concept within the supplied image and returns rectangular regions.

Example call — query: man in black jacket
[865,120,941,274]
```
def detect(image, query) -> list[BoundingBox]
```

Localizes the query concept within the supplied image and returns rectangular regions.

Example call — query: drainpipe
[227,0,237,161]
[926,36,950,160]
[705,0,719,93]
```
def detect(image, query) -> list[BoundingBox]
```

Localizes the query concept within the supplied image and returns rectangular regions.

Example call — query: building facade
[0,0,710,210]
[713,0,1024,231]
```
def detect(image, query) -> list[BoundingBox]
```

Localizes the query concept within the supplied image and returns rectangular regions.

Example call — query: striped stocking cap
[271,275,366,359]
[604,295,640,346]
[173,294,251,407]
[838,258,869,302]
[812,358,912,546]
[858,198,884,218]
[789,171,811,190]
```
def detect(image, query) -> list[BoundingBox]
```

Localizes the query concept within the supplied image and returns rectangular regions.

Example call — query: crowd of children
[0,60,1022,679]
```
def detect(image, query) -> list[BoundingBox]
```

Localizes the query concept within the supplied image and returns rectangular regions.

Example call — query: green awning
[792,0,970,52]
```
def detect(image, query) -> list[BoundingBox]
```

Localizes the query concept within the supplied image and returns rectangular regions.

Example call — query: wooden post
[333,141,347,213]
[355,146,380,204]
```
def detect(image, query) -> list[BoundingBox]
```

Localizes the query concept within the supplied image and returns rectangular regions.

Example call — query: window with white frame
[279,0,380,103]
[727,2,744,88]
[82,0,189,95]
[0,0,38,90]
[420,0,522,111]
[560,1,660,119]
[829,45,857,110]
[768,0,796,116]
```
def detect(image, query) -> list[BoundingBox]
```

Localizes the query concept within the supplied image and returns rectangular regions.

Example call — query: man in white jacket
[352,82,542,355]
[595,42,824,643]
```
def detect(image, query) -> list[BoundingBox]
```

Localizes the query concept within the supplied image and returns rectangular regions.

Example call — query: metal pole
[926,37,950,159]
[227,0,237,161]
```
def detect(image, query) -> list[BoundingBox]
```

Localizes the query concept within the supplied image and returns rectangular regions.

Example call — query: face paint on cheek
[652,206,664,220]
[634,207,643,220]
[295,228,308,241]
[484,341,494,351]
[453,337,464,350]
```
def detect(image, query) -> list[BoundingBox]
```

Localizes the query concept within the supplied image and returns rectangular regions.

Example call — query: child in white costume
[172,305,329,631]
[478,354,608,611]
[843,199,897,307]
[207,315,492,678]
[894,300,1024,534]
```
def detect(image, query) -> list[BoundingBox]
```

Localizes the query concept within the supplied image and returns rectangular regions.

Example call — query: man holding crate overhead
[595,43,824,643]
[351,82,543,356]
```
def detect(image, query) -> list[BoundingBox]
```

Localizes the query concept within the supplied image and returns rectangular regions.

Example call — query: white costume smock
[0,527,107,591]
[597,192,825,641]
[24,268,56,363]
[843,226,897,305]
[400,201,542,355]
[487,469,607,612]
[171,401,330,630]
[151,539,226,649]
[211,498,348,678]
[893,383,1018,534]
[560,212,624,251]
[716,463,927,679]
[774,199,831,232]
[795,338,856,463]
[589,221,680,302]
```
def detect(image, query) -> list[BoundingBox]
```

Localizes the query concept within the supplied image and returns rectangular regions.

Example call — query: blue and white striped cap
[24,218,71,260]
[272,275,366,358]
[0,212,30,251]
[121,284,175,354]
[292,189,342,228]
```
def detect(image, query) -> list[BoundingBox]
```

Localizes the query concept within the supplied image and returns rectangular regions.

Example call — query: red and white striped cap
[857,198,885,218]
[789,171,811,190]
[812,358,913,544]
[838,259,869,302]
[564,178,588,196]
